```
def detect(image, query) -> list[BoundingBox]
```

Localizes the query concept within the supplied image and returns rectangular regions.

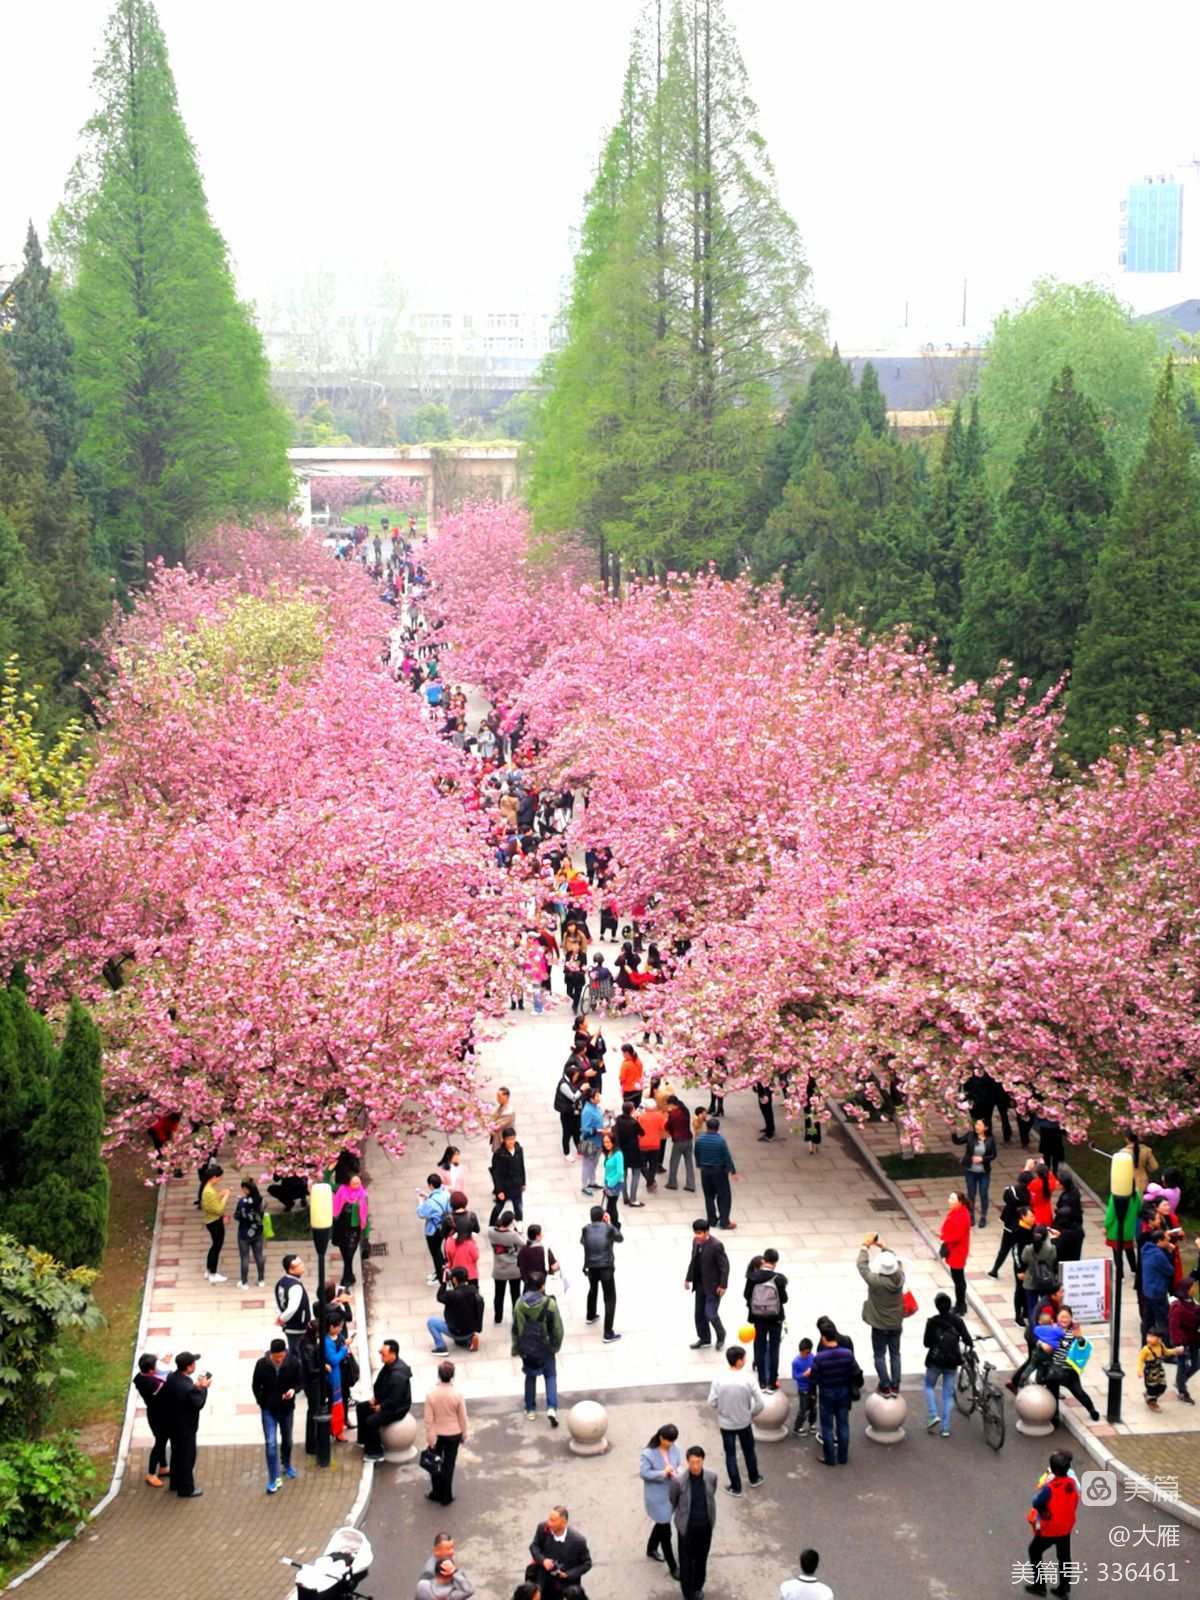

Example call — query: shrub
[0,1236,101,1441]
[0,1436,96,1553]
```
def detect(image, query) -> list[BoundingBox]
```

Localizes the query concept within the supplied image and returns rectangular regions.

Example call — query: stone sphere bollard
[752,1387,791,1442]
[566,1399,610,1456]
[381,1413,418,1464]
[863,1388,908,1444]
[1014,1384,1058,1437]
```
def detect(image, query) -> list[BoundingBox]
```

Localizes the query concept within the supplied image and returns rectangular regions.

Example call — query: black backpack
[517,1301,551,1363]
[928,1317,962,1369]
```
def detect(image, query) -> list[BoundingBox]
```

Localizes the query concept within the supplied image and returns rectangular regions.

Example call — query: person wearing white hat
[856,1234,906,1396]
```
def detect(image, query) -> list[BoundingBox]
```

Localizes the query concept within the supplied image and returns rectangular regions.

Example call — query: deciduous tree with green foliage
[956,366,1116,698]
[1069,359,1200,760]
[976,278,1162,487]
[5,224,85,482]
[51,0,291,582]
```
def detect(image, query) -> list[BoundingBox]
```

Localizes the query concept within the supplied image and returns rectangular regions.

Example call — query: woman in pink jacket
[939,1190,973,1316]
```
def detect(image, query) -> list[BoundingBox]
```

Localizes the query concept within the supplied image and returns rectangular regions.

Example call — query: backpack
[749,1275,782,1319]
[928,1317,962,1369]
[517,1301,551,1363]
[1030,1255,1059,1295]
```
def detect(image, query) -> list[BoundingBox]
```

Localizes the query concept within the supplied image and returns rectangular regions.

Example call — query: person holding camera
[161,1351,211,1498]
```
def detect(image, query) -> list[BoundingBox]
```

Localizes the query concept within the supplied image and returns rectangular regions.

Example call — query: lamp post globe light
[1105,1148,1135,1424]
[310,1181,334,1467]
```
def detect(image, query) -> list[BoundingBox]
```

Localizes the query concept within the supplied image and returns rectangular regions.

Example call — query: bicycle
[954,1332,1006,1450]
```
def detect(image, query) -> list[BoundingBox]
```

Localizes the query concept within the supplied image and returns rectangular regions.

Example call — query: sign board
[1061,1257,1109,1323]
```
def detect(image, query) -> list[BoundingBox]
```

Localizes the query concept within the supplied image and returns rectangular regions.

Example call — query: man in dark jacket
[161,1352,210,1497]
[613,1101,644,1207]
[811,1331,862,1466]
[745,1247,789,1389]
[357,1339,413,1460]
[529,1506,592,1600]
[694,1118,738,1230]
[251,1337,303,1491]
[581,1206,623,1342]
[685,1219,730,1350]
[489,1127,527,1224]
[669,1445,718,1600]
[429,1267,484,1352]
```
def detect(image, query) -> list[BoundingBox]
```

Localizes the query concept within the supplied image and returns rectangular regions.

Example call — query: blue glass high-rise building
[1119,173,1186,273]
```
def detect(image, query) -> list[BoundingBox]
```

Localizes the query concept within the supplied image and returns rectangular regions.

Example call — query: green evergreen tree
[0,352,112,717]
[2,1000,109,1269]
[51,0,291,582]
[926,399,991,654]
[6,224,86,482]
[751,348,862,540]
[956,366,1116,697]
[858,359,888,438]
[0,985,55,1195]
[530,0,824,572]
[1069,359,1200,760]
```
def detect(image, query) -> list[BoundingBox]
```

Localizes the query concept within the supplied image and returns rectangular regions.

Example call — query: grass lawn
[0,1149,156,1586]
[879,1150,961,1180]
[319,501,428,530]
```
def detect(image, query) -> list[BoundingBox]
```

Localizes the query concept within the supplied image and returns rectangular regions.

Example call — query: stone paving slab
[1105,1434,1200,1517]
[9,1446,358,1600]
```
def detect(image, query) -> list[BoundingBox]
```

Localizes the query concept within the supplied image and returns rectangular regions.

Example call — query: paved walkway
[855,1115,1200,1443]
[362,981,967,1409]
[10,1445,359,1600]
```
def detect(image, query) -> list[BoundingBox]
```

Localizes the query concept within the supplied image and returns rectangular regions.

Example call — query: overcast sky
[4,0,1198,348]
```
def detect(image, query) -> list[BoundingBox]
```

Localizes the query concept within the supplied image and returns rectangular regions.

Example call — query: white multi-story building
[1117,160,1200,310]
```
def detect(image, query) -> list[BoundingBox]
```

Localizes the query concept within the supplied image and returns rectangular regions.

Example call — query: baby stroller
[287,1526,374,1600]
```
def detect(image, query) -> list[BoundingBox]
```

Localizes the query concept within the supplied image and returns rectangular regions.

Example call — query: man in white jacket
[707,1345,765,1495]
[781,1547,835,1600]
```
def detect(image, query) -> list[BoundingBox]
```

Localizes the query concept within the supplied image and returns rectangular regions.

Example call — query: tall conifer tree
[7,224,85,481]
[52,0,291,581]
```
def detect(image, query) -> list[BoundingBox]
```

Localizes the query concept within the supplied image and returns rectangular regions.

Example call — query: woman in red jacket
[940,1190,973,1316]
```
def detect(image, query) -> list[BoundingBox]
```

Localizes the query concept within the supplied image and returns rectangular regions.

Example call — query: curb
[6,1180,167,1593]
[836,1108,1200,1530]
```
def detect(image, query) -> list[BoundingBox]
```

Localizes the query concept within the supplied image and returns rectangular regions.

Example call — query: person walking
[529,1508,593,1600]
[922,1292,973,1437]
[1022,1450,1079,1597]
[579,1088,604,1196]
[1138,1327,1181,1411]
[708,1345,765,1495]
[161,1352,210,1497]
[755,1081,776,1142]
[357,1339,413,1461]
[951,1118,997,1227]
[1139,1230,1176,1340]
[200,1164,230,1283]
[235,1178,267,1290]
[781,1549,836,1600]
[252,1336,303,1493]
[639,1423,682,1578]
[695,1118,738,1231]
[417,1175,452,1285]
[488,1210,526,1325]
[1019,1226,1061,1328]
[512,1270,564,1425]
[686,1218,730,1351]
[665,1095,696,1192]
[939,1190,973,1315]
[856,1234,905,1394]
[1168,1281,1200,1404]
[745,1247,789,1389]
[581,1205,623,1342]
[669,1445,717,1600]
[517,1223,559,1293]
[428,1267,484,1352]
[600,1129,625,1229]
[332,1171,368,1290]
[1052,1172,1085,1264]
[989,1175,1031,1279]
[811,1329,861,1467]
[132,1351,172,1487]
[424,1359,468,1505]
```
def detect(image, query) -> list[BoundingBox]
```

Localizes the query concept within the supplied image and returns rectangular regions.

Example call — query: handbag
[902,1289,919,1318]
[418,1445,443,1476]
[361,1237,372,1261]
[262,1211,275,1240]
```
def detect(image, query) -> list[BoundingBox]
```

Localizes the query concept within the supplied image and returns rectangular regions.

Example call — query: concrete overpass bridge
[288,444,520,528]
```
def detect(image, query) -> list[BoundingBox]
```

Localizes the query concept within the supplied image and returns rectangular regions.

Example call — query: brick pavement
[1104,1434,1200,1515]
[363,984,974,1409]
[854,1114,1200,1442]
[9,1446,359,1600]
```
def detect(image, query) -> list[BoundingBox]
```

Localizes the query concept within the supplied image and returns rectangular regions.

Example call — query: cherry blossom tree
[3,524,521,1170]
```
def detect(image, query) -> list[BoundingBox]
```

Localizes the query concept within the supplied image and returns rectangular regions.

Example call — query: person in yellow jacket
[200,1164,230,1284]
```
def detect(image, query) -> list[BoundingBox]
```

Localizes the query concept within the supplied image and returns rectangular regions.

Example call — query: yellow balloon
[738,1324,756,1344]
